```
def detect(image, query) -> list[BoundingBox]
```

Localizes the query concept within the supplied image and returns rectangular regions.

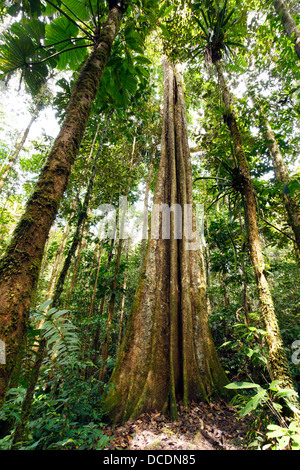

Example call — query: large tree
[104,57,229,424]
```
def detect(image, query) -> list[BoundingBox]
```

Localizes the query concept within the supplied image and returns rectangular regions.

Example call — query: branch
[258,214,297,244]
[193,176,230,183]
[29,43,94,66]
[41,36,90,50]
[88,0,97,28]
[58,0,95,34]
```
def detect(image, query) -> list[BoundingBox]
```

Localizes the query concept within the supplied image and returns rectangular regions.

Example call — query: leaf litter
[103,399,251,451]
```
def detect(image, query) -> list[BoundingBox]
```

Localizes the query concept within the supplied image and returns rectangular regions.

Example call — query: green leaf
[38,299,53,311]
[275,388,298,398]
[224,381,261,389]
[239,389,267,416]
[45,16,88,70]
[278,435,290,450]
[267,429,285,438]
[134,55,152,65]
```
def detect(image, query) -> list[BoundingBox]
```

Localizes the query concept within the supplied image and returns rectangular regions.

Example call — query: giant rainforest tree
[104,57,229,424]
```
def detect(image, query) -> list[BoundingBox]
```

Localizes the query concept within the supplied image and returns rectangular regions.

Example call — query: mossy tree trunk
[0,6,123,407]
[214,58,298,401]
[272,0,300,60]
[262,118,300,260]
[104,58,229,424]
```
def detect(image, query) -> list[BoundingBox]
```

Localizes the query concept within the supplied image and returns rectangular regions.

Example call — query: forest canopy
[0,0,299,452]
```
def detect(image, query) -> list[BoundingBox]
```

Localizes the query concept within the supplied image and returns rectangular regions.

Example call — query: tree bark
[104,59,229,424]
[273,0,300,59]
[0,6,123,407]
[214,58,298,402]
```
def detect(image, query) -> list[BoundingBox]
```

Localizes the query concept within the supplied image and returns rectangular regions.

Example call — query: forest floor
[103,399,252,451]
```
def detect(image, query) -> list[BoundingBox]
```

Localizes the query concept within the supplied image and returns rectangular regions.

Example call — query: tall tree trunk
[98,237,124,383]
[0,6,123,407]
[214,58,298,402]
[104,59,229,424]
[98,144,136,380]
[117,245,129,355]
[12,338,46,446]
[51,119,109,308]
[140,150,155,270]
[0,101,41,194]
[272,0,300,59]
[91,218,118,364]
[261,118,300,259]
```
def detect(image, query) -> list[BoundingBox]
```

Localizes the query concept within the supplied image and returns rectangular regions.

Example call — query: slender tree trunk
[214,58,298,402]
[88,241,104,320]
[273,0,300,59]
[98,237,124,383]
[0,102,41,194]
[91,218,118,363]
[0,6,123,407]
[12,338,46,446]
[262,118,300,259]
[98,145,136,380]
[222,272,230,307]
[104,59,229,424]
[37,126,101,309]
[117,246,129,355]
[140,150,155,270]
[245,78,300,259]
[51,120,109,308]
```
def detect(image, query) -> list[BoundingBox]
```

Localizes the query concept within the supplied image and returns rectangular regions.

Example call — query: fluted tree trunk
[214,57,298,403]
[272,0,300,59]
[104,58,229,424]
[0,5,123,407]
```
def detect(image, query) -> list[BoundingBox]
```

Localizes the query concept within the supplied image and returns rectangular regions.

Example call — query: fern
[31,300,81,364]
